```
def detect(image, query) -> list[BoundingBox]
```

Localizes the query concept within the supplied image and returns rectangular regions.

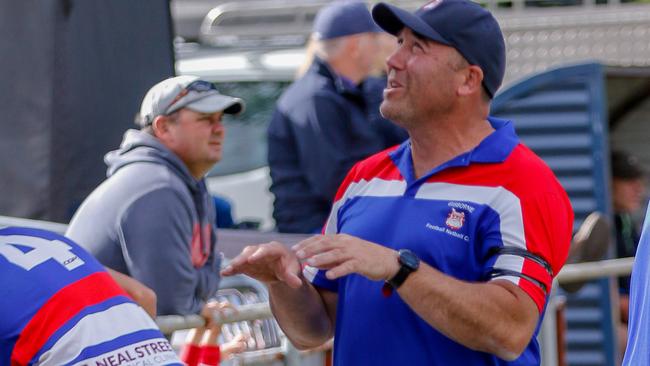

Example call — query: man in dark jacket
[611,150,646,296]
[66,75,244,315]
[267,1,405,233]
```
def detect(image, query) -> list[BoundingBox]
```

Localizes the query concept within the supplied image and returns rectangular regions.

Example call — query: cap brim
[372,3,450,46]
[186,93,245,116]
[370,21,383,34]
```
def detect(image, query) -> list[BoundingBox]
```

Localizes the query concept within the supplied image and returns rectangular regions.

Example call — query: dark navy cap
[372,0,506,98]
[313,1,382,40]
[612,150,645,180]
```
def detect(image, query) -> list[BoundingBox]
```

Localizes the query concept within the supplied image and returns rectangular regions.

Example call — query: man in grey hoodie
[66,75,244,316]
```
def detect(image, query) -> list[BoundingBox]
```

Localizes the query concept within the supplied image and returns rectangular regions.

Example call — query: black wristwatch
[382,249,420,296]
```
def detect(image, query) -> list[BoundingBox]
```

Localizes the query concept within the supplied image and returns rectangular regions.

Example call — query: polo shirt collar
[390,117,519,183]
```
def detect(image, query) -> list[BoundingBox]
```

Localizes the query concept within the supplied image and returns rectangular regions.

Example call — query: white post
[538,283,559,366]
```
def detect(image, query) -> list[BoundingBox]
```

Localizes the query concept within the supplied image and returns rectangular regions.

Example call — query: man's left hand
[292,234,399,281]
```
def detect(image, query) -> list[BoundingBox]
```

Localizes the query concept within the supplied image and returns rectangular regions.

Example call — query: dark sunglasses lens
[187,80,216,92]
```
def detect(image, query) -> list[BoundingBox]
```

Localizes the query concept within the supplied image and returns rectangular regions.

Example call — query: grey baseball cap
[135,75,245,127]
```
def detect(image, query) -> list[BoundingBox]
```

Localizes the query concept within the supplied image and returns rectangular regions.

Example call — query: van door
[491,62,616,366]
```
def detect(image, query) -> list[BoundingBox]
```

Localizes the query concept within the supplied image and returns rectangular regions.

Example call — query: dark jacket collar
[311,57,364,100]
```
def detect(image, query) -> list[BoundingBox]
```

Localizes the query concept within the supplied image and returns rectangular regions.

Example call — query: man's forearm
[268,278,333,349]
[397,263,538,360]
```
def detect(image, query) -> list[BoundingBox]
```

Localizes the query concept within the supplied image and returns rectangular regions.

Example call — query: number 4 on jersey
[0,234,85,271]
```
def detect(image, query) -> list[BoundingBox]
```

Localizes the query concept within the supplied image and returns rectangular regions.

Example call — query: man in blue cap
[268,1,399,234]
[224,1,573,365]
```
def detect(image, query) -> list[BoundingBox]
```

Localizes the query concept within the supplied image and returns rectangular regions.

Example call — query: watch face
[399,249,420,270]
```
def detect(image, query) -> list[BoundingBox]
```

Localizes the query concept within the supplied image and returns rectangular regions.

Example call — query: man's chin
[379,104,399,122]
[208,147,222,159]
[203,153,221,166]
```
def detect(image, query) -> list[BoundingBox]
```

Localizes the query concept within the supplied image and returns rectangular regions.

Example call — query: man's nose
[212,119,224,134]
[386,46,404,72]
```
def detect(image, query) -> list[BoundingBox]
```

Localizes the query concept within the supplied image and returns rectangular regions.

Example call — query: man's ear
[457,65,484,97]
[151,115,171,140]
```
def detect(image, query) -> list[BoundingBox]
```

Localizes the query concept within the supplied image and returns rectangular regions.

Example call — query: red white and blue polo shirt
[304,117,573,365]
[0,227,181,366]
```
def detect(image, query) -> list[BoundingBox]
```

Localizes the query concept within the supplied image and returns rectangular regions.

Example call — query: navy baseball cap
[313,1,382,40]
[372,0,506,98]
[612,150,645,180]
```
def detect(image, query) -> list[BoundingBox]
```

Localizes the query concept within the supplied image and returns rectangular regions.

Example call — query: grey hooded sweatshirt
[66,129,220,315]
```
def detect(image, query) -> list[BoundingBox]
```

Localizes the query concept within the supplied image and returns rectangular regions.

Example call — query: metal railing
[557,256,634,283]
[189,0,650,88]
[197,0,649,47]
[157,302,273,335]
[537,256,635,366]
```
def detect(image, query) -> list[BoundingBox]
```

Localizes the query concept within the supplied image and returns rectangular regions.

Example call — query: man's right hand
[221,242,303,288]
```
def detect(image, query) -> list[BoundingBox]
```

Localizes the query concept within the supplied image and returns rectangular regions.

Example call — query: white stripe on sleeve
[37,302,161,365]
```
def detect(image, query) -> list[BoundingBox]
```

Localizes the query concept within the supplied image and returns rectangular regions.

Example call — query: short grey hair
[312,35,348,61]
[141,110,180,136]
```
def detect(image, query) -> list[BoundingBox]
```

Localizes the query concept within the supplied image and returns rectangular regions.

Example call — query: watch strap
[382,249,419,297]
[387,265,413,289]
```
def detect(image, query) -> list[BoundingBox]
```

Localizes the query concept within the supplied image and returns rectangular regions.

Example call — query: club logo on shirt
[425,221,470,242]
[445,208,465,230]
[422,0,443,11]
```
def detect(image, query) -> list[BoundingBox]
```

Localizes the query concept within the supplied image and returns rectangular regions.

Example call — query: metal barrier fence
[539,257,635,366]
[557,257,634,283]
[0,215,636,365]
[157,302,273,335]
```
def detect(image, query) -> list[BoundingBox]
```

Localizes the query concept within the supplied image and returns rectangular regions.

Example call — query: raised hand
[221,241,303,288]
[292,234,399,281]
[201,300,237,330]
[221,334,249,359]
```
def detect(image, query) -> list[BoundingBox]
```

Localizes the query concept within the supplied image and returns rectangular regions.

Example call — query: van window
[209,80,289,177]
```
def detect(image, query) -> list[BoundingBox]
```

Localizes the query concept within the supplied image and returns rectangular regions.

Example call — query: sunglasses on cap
[164,80,218,116]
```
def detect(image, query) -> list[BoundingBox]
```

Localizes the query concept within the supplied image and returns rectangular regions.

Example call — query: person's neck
[409,113,494,179]
[327,57,364,85]
[186,163,211,181]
